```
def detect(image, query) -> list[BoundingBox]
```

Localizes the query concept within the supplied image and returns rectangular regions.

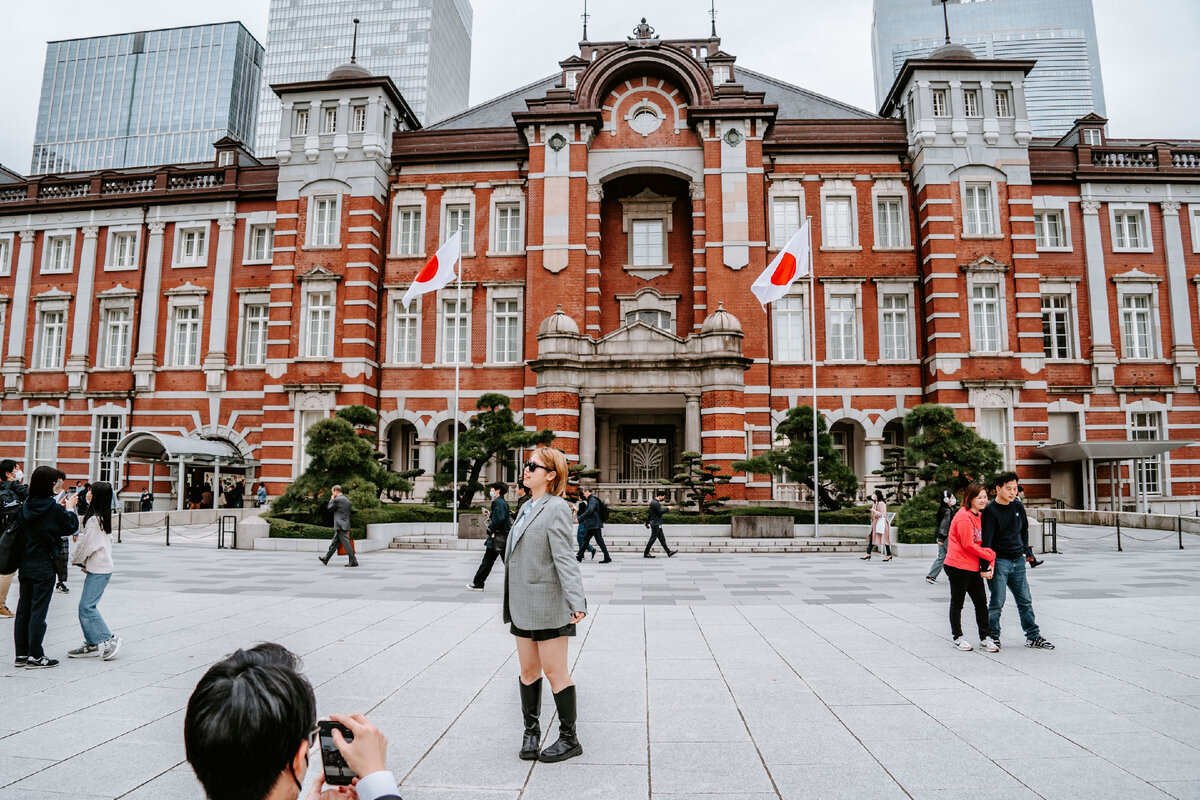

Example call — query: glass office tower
[255,0,472,155]
[871,0,1106,137]
[31,23,263,174]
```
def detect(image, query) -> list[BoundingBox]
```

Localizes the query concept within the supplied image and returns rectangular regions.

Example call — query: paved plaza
[1,530,1199,799]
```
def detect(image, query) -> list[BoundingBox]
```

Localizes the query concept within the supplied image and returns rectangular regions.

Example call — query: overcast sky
[2,0,1197,173]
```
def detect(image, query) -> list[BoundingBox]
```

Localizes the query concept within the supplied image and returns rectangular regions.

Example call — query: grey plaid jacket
[503,494,587,630]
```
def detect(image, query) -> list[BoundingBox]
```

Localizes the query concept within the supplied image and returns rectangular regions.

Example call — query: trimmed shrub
[601,505,872,526]
[265,503,480,539]
[899,526,937,544]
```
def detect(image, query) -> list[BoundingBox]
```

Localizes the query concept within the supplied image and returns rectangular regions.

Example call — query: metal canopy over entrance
[112,431,257,511]
[1034,439,1194,513]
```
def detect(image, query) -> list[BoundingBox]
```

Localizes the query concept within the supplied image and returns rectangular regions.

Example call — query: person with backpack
[14,466,79,669]
[926,491,957,584]
[574,498,595,560]
[67,481,121,661]
[468,482,511,591]
[574,486,612,563]
[0,459,28,619]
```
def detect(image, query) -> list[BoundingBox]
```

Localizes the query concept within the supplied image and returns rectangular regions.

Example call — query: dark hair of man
[84,481,114,535]
[519,484,530,495]
[490,481,508,496]
[0,459,16,479]
[962,482,989,508]
[184,643,316,800]
[993,471,1020,490]
[28,466,65,498]
[655,489,666,498]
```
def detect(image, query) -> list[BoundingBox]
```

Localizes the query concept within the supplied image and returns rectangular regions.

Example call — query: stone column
[66,225,100,392]
[863,437,885,493]
[685,393,702,453]
[275,101,294,163]
[133,220,167,391]
[415,437,437,499]
[2,229,36,391]
[1161,200,1198,385]
[597,414,611,482]
[204,214,237,391]
[579,392,596,469]
[1080,200,1117,386]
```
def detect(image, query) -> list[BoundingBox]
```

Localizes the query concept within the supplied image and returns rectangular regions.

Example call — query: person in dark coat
[139,487,154,512]
[0,459,28,619]
[14,466,79,669]
[468,482,511,590]
[643,488,677,558]
[574,487,612,563]
[319,485,356,567]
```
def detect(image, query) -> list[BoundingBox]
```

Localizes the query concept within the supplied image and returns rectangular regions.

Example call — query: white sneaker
[101,636,122,661]
[952,637,974,651]
[980,637,1000,653]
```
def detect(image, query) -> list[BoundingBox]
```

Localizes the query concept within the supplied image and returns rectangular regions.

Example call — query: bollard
[1180,515,1186,551]
[1116,517,1122,552]
[166,515,171,547]
[117,512,122,544]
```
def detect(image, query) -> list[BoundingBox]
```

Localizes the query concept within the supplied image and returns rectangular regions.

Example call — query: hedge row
[898,526,937,544]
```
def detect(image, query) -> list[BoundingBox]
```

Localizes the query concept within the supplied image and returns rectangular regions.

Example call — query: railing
[168,171,223,190]
[592,483,684,507]
[0,187,25,202]
[38,181,90,198]
[1172,152,1200,169]
[102,176,156,194]
[775,481,871,503]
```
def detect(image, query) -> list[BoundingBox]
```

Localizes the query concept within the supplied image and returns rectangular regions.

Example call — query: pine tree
[664,450,732,519]
[732,405,858,510]
[872,445,913,503]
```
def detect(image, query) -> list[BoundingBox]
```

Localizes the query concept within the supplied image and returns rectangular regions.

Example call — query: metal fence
[115,512,238,549]
[1042,516,1190,553]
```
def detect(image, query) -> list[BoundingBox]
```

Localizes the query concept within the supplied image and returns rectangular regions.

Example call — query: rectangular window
[823,197,853,246]
[217,150,235,167]
[1041,295,1073,359]
[827,294,858,360]
[772,295,807,361]
[1113,211,1144,249]
[294,109,309,136]
[393,301,419,363]
[632,219,665,265]
[1034,210,1065,249]
[964,183,994,235]
[242,304,268,366]
[1082,128,1102,146]
[45,235,72,272]
[446,204,471,238]
[932,89,949,117]
[494,204,522,253]
[978,408,1008,460]
[249,225,274,262]
[772,197,801,249]
[351,105,367,133]
[994,90,1012,117]
[1120,294,1154,359]
[111,232,137,268]
[442,298,468,363]
[0,237,10,275]
[305,292,333,358]
[875,198,904,247]
[95,415,122,484]
[37,309,66,369]
[1131,411,1162,495]
[179,228,207,265]
[970,284,1002,352]
[395,207,422,256]
[963,89,980,117]
[312,197,338,246]
[103,307,131,368]
[323,107,338,134]
[31,415,57,471]
[172,306,201,366]
[492,298,520,363]
[880,294,911,360]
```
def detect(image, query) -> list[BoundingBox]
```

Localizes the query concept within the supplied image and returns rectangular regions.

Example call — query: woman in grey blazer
[504,446,587,764]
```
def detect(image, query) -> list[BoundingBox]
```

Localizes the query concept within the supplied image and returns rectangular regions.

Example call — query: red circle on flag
[414,256,440,283]
[770,253,796,286]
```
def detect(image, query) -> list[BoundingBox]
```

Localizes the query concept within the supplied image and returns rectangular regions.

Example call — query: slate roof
[426,74,563,130]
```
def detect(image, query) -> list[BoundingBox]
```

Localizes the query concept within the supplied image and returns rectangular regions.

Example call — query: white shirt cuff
[354,771,400,800]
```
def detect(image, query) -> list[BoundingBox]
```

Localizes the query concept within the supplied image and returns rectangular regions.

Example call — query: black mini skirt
[510,622,576,641]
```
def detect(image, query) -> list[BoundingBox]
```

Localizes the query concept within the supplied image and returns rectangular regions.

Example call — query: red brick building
[1,27,1197,512]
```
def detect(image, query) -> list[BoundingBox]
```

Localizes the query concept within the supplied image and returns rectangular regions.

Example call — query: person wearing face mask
[14,466,79,669]
[944,483,996,652]
[0,459,28,619]
[926,490,957,585]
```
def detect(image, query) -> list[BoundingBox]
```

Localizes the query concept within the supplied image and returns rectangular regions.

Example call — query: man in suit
[574,486,612,563]
[319,485,357,567]
[185,642,404,800]
[468,482,510,590]
[643,488,677,558]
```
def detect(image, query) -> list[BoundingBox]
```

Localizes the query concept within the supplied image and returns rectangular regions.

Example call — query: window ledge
[819,246,861,252]
[27,368,65,374]
[103,264,139,271]
[229,364,267,371]
[623,263,673,280]
[483,361,525,369]
[961,234,1005,240]
[382,362,423,368]
[293,356,333,363]
[1035,246,1073,253]
[872,246,913,252]
[172,262,208,269]
[242,259,273,266]
[39,269,74,276]
[1113,246,1154,254]
[485,250,526,258]
[967,350,1016,357]
[1119,358,1169,364]
[878,359,920,365]
[161,366,203,371]
[825,359,868,365]
[1045,358,1088,365]
[301,245,341,252]
[389,252,427,260]
[90,366,131,373]
[770,360,814,366]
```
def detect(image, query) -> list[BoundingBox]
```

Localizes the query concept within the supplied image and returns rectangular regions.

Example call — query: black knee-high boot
[519,678,542,760]
[539,685,583,762]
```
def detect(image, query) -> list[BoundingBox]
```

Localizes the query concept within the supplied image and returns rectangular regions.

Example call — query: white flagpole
[452,243,462,530]
[808,217,819,539]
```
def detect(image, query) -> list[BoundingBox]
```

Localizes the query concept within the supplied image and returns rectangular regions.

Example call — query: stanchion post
[166,515,171,547]
[1180,514,1185,550]
[117,512,122,544]
[1052,518,1058,554]
[1116,517,1122,552]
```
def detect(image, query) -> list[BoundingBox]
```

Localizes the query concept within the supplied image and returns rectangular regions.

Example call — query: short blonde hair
[532,447,570,497]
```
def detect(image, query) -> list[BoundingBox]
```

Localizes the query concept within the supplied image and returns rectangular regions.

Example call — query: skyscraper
[255,0,472,154]
[31,23,263,174]
[871,0,1106,137]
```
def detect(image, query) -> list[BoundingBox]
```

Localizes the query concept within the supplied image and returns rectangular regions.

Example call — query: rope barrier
[112,513,236,548]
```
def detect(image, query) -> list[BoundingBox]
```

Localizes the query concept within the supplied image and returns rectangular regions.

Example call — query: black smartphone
[317,720,356,786]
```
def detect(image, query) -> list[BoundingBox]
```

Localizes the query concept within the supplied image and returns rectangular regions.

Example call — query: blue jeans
[576,524,594,554]
[987,557,1039,641]
[78,572,113,645]
[927,539,948,579]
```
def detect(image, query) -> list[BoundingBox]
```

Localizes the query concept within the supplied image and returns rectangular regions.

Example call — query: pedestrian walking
[139,486,154,512]
[944,482,996,651]
[643,488,677,558]
[14,466,79,669]
[255,483,267,508]
[468,482,511,590]
[67,481,121,661]
[318,485,357,567]
[574,499,595,560]
[926,491,957,583]
[0,459,28,620]
[861,490,893,561]
[505,447,587,763]
[574,486,612,563]
[982,471,1054,650]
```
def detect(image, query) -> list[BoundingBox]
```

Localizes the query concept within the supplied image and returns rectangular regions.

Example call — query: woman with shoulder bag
[68,481,121,661]
[945,482,997,652]
[14,466,79,669]
[505,447,587,764]
[926,491,957,584]
[861,490,893,561]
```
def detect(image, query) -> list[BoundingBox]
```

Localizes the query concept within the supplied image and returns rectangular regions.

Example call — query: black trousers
[14,575,55,659]
[946,564,989,640]
[577,529,611,560]
[644,525,671,556]
[865,542,892,556]
[471,545,504,588]
[324,528,358,565]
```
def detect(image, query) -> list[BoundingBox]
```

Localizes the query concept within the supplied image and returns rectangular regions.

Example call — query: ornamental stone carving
[1080,200,1102,215]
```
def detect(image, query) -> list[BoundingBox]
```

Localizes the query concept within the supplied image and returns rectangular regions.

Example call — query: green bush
[899,526,937,544]
[601,505,872,526]
[265,503,480,539]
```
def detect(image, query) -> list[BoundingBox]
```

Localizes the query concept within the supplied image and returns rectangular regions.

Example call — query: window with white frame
[446,204,471,238]
[294,108,309,136]
[109,231,137,269]
[823,197,854,247]
[880,293,911,360]
[771,197,802,249]
[875,197,905,247]
[963,182,995,235]
[241,303,268,365]
[1192,206,1200,252]
[1120,293,1155,359]
[393,299,420,363]
[1131,411,1163,494]
[217,150,235,167]
[441,298,469,363]
[0,235,11,276]
[491,297,521,363]
[176,225,208,266]
[305,291,333,358]
[970,283,1002,352]
[631,219,665,265]
[102,306,132,368]
[772,294,808,361]
[994,89,1012,118]
[94,414,122,483]
[826,293,858,361]
[626,309,672,330]
[43,234,72,273]
[310,196,338,246]
[932,88,949,117]
[248,225,274,262]
[322,107,337,134]
[395,207,423,256]
[35,307,66,369]
[963,89,980,117]
[494,204,522,253]
[1082,128,1102,146]
[30,415,57,470]
[1041,294,1074,359]
[171,305,201,366]
[1112,209,1146,250]
[1034,210,1065,249]
[351,105,367,133]
[978,408,1009,460]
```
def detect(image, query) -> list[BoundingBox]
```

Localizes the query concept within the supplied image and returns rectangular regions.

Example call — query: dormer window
[1083,128,1102,146]
[713,65,730,84]
[217,150,235,167]
[565,70,580,90]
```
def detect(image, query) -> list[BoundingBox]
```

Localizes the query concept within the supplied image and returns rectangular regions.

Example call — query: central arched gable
[574,43,715,111]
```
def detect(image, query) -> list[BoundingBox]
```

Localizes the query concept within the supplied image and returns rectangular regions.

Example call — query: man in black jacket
[643,489,677,558]
[319,485,357,567]
[981,472,1054,651]
[0,459,27,619]
[575,486,612,563]
[468,482,510,590]
[15,466,79,669]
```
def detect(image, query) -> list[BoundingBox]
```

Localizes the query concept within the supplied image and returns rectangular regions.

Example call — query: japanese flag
[750,220,811,307]
[402,231,461,310]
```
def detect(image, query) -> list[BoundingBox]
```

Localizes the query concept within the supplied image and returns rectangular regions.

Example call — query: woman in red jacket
[944,482,997,652]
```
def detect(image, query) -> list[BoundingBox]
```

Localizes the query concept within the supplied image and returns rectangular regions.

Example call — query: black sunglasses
[522,460,551,474]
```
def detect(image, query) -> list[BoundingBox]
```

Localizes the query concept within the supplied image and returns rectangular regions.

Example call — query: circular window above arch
[628,103,664,137]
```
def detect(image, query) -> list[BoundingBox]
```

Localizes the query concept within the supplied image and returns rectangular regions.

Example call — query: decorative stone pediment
[960,254,1009,273]
[1111,268,1161,284]
[297,265,343,282]
[99,283,139,299]
[164,281,208,296]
